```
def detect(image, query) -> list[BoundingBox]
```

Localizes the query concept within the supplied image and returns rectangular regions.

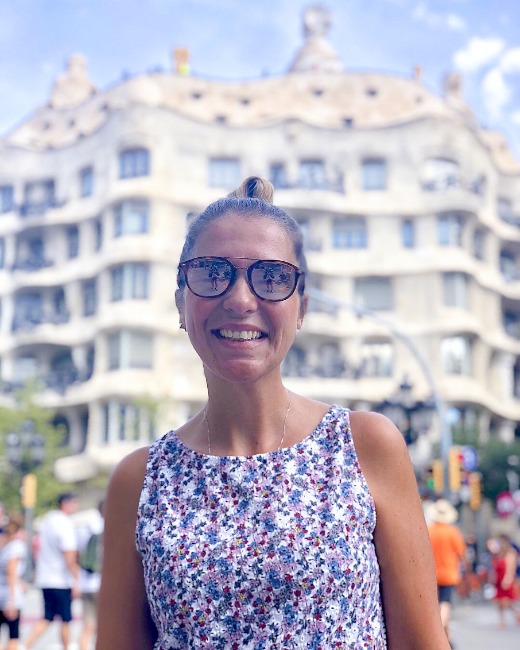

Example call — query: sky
[0,0,519,160]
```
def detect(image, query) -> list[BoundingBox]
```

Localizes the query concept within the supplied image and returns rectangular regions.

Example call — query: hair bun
[227,176,274,203]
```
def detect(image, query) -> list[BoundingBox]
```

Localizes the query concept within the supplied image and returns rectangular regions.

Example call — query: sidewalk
[450,598,520,649]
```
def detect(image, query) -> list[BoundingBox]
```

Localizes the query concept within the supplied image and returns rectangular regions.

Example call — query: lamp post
[374,376,435,446]
[307,288,453,497]
[5,419,45,579]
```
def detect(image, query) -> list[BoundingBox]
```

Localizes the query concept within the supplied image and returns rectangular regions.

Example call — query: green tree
[451,425,520,504]
[0,385,76,514]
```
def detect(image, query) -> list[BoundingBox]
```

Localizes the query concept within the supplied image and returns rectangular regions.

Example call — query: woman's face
[176,212,306,385]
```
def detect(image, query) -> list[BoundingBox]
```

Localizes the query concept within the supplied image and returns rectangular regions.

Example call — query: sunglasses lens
[250,261,297,300]
[185,258,232,297]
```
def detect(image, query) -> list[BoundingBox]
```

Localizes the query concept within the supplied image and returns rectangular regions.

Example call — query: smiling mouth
[214,329,266,341]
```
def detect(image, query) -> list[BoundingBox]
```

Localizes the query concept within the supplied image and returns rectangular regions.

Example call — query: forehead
[193,212,296,263]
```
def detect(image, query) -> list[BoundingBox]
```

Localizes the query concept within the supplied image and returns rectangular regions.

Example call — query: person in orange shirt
[427,499,466,646]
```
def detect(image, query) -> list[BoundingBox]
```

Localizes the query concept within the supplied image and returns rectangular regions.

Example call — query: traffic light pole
[307,288,453,497]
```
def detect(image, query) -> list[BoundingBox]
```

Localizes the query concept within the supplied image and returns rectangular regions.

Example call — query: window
[111,263,149,301]
[21,179,56,216]
[316,342,345,377]
[208,158,240,188]
[270,163,288,189]
[52,287,69,324]
[114,200,149,237]
[0,185,14,213]
[102,400,155,444]
[107,330,154,370]
[80,166,94,197]
[421,158,459,191]
[442,336,472,375]
[437,213,464,246]
[360,342,393,377]
[119,148,150,179]
[498,198,512,222]
[443,272,469,309]
[299,160,326,189]
[354,277,393,310]
[500,251,518,282]
[504,312,520,339]
[13,355,38,384]
[282,347,308,377]
[332,217,367,249]
[401,219,415,248]
[94,219,103,251]
[0,238,4,268]
[473,229,486,261]
[67,225,79,259]
[12,293,43,331]
[362,158,387,191]
[83,279,97,316]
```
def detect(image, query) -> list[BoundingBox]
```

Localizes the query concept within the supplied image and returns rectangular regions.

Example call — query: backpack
[79,532,103,574]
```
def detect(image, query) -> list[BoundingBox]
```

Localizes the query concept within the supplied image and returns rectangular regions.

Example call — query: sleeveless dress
[136,405,387,649]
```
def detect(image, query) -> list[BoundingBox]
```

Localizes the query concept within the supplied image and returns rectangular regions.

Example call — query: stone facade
[0,8,519,480]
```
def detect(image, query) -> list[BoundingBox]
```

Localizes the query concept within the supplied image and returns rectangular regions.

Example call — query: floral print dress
[136,405,387,649]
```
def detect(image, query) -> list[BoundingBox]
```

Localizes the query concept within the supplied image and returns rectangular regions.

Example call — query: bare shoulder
[106,446,151,513]
[348,410,414,503]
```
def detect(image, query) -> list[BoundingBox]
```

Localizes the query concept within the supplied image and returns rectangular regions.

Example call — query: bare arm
[350,411,450,650]
[4,556,20,619]
[96,447,157,650]
[63,549,80,598]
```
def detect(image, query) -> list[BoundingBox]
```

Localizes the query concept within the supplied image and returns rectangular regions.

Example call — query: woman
[97,177,449,649]
[491,534,520,628]
[0,514,27,650]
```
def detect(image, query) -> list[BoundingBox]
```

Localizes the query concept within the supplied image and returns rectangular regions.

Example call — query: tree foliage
[0,385,76,515]
[452,425,520,504]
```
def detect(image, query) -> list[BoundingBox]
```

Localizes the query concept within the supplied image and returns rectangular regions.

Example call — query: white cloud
[453,37,505,72]
[446,14,466,31]
[412,2,466,31]
[482,67,511,119]
[500,47,520,73]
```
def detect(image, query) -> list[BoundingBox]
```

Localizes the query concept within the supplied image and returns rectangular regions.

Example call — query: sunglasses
[178,256,304,302]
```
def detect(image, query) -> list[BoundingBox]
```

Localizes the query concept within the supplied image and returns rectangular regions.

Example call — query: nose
[222,270,257,314]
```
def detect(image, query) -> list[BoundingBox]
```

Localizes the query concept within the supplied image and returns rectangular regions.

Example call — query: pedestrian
[24,492,80,650]
[490,533,520,629]
[77,501,104,650]
[427,498,467,647]
[0,513,27,650]
[97,176,449,648]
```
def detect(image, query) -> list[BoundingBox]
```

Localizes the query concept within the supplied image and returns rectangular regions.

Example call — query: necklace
[203,390,292,456]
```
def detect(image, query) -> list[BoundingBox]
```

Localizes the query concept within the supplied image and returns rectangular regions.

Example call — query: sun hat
[426,499,458,524]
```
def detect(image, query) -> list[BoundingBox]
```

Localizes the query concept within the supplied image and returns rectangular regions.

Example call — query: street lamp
[374,377,436,445]
[5,419,45,579]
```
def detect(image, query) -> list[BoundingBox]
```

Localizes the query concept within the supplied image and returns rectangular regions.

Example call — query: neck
[203,378,293,456]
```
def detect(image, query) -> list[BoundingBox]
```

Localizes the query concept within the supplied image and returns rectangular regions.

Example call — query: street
[9,588,520,649]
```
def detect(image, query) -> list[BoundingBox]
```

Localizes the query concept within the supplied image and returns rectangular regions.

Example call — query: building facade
[0,7,519,480]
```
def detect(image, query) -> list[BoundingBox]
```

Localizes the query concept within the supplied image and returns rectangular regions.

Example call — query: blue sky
[1,0,519,159]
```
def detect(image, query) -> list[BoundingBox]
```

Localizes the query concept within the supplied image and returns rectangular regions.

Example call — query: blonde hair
[178,177,307,295]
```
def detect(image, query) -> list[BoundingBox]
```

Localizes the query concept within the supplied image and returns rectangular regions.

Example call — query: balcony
[11,256,54,272]
[18,198,67,217]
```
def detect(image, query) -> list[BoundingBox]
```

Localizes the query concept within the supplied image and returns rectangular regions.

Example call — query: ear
[297,295,308,330]
[175,289,186,329]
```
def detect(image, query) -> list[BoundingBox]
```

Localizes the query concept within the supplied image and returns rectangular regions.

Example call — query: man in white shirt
[24,492,80,650]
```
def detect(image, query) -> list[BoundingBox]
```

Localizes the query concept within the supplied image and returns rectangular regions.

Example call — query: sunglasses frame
[178,256,304,302]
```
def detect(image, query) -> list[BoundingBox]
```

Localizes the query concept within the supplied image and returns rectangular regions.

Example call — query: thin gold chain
[204,390,292,456]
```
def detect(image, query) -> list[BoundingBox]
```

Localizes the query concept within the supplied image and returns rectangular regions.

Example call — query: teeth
[219,329,262,340]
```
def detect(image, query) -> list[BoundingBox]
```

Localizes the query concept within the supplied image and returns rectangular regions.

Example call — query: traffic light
[449,447,463,492]
[432,459,444,495]
[468,472,481,510]
[21,473,37,509]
